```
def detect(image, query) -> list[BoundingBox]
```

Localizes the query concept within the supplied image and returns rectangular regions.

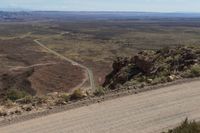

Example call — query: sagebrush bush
[190,65,200,77]
[70,89,84,100]
[94,87,105,96]
[35,96,48,104]
[18,96,33,104]
[61,93,70,102]
[6,89,27,101]
[163,118,200,133]
[183,65,200,78]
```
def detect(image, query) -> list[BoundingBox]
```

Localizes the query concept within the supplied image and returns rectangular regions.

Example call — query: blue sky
[0,0,200,12]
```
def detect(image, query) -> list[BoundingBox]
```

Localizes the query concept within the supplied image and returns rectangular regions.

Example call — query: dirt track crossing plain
[34,39,96,91]
[1,80,200,133]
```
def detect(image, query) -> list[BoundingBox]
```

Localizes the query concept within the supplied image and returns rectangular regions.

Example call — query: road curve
[1,80,200,133]
[34,40,96,91]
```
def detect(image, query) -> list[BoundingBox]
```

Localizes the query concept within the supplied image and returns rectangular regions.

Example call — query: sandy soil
[1,80,200,133]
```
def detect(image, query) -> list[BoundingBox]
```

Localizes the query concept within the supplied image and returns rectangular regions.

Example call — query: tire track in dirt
[8,62,57,71]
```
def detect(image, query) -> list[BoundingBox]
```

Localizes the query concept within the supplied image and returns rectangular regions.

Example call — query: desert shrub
[129,79,140,85]
[165,56,174,63]
[4,99,15,108]
[159,65,171,76]
[6,89,27,101]
[136,76,146,83]
[17,96,33,104]
[190,65,200,77]
[55,98,65,105]
[70,89,85,100]
[183,70,193,78]
[94,87,105,96]
[151,76,166,85]
[61,93,70,102]
[174,54,181,61]
[183,65,200,78]
[160,47,170,54]
[163,118,200,133]
[35,96,48,104]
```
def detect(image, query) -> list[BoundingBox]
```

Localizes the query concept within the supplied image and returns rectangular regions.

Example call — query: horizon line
[1,10,200,14]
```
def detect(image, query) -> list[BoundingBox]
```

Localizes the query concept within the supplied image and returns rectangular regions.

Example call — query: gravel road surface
[1,80,200,133]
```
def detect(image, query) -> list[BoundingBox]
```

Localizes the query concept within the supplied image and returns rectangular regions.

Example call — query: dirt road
[34,40,96,91]
[1,80,200,133]
[8,62,57,71]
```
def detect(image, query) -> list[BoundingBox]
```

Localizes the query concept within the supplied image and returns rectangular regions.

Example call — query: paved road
[34,40,96,91]
[1,80,200,133]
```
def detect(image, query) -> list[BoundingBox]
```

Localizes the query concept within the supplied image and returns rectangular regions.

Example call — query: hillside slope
[0,39,85,101]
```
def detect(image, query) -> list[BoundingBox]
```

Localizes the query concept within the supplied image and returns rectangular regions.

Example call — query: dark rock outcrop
[103,45,200,90]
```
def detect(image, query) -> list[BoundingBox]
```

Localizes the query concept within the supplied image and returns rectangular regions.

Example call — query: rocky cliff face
[103,45,200,90]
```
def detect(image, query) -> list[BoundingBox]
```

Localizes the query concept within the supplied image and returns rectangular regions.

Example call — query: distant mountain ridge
[0,11,200,22]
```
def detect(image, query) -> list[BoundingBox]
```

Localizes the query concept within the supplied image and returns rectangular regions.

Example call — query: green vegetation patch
[163,119,200,133]
[94,87,106,96]
[183,64,200,78]
[70,89,85,100]
[6,89,28,101]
